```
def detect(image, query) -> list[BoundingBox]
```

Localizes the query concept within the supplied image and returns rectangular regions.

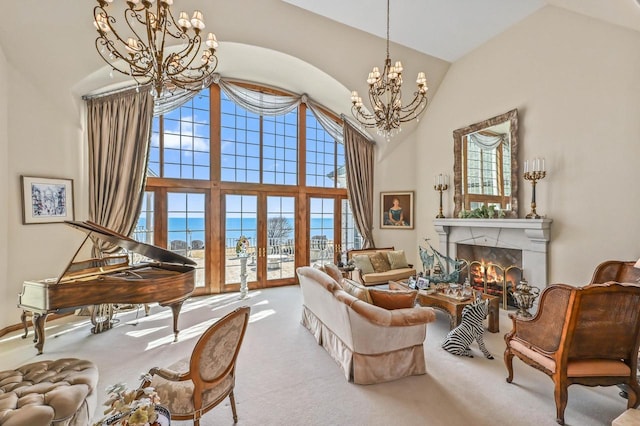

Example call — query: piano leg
[33,313,48,355]
[169,301,184,342]
[20,310,29,339]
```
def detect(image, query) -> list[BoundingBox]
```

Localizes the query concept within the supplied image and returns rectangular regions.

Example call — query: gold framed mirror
[453,109,519,218]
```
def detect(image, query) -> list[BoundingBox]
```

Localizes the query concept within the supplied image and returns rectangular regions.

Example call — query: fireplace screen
[457,244,522,308]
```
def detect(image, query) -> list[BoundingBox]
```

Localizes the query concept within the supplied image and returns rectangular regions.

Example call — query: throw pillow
[369,252,391,272]
[368,287,417,310]
[387,250,409,269]
[340,278,373,304]
[352,254,375,275]
[322,263,344,283]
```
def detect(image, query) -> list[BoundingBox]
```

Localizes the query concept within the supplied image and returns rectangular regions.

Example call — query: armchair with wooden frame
[143,306,251,425]
[504,282,640,425]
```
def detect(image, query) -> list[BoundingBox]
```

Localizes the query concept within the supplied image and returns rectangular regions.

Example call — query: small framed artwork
[21,176,75,224]
[416,276,430,290]
[380,191,414,229]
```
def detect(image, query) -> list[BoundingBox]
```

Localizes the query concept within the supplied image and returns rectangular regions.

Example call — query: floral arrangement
[458,205,506,219]
[93,374,161,426]
[235,235,249,254]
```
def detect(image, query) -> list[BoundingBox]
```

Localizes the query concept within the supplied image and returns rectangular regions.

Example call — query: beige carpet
[0,286,629,426]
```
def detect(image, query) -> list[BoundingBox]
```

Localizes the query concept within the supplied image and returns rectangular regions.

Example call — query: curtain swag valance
[468,132,507,150]
[84,74,346,144]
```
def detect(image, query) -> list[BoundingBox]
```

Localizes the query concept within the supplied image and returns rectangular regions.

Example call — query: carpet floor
[0,285,629,426]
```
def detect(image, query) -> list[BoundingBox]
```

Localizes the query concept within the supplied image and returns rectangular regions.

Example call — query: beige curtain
[86,86,154,253]
[344,121,375,248]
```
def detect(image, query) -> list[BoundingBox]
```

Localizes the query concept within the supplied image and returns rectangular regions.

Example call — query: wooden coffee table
[392,281,499,333]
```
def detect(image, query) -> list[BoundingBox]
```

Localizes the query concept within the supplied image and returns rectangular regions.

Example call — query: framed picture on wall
[21,176,75,224]
[380,191,414,229]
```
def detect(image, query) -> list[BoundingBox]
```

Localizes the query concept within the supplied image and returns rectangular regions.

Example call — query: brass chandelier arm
[93,0,219,97]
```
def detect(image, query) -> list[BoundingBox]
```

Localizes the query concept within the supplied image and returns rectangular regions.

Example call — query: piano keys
[18,220,196,354]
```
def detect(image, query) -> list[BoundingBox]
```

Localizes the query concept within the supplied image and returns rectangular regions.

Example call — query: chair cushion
[509,339,556,373]
[387,250,409,269]
[369,252,391,272]
[353,254,375,275]
[150,358,233,417]
[368,287,417,310]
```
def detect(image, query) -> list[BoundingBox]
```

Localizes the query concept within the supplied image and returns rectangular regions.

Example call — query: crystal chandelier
[93,0,219,97]
[350,0,428,139]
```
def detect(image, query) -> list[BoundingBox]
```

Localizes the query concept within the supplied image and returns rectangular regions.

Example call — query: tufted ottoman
[0,358,98,426]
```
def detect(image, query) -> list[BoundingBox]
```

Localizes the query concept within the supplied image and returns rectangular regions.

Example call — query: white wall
[3,64,87,329]
[416,6,640,286]
[373,133,422,265]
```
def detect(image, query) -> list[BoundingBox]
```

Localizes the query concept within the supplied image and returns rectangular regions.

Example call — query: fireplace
[433,218,552,310]
[457,244,523,307]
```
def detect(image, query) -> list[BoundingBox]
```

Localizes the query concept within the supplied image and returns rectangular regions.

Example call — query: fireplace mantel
[432,218,552,287]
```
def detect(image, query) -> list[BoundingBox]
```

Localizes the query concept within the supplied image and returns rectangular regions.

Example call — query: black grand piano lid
[65,220,197,266]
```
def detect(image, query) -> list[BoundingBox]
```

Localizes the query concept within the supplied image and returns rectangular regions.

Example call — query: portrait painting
[380,191,414,229]
[21,176,75,224]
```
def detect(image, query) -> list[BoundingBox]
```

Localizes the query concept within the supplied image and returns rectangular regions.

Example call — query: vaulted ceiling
[283,0,640,61]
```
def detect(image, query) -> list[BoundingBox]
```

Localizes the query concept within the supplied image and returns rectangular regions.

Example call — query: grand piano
[18,220,196,354]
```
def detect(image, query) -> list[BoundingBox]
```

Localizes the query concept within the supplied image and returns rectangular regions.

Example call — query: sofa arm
[348,299,436,327]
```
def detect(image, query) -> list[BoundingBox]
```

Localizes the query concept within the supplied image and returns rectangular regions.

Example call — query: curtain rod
[81,84,151,101]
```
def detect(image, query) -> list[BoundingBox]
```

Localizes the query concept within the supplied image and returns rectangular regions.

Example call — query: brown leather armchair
[504,282,640,425]
[590,260,640,285]
[144,306,251,425]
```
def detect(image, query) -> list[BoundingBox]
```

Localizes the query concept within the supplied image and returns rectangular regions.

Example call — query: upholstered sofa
[0,358,98,426]
[296,266,436,384]
[347,247,416,286]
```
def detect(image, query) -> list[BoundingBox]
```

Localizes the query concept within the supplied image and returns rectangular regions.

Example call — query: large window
[144,82,359,293]
[306,110,345,188]
[150,92,210,179]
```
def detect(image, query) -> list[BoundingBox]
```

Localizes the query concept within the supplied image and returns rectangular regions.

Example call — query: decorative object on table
[380,191,414,229]
[434,173,449,218]
[93,0,220,98]
[419,239,465,284]
[441,294,494,359]
[523,157,546,219]
[416,276,430,290]
[458,205,506,219]
[94,376,168,426]
[512,278,540,318]
[349,0,428,139]
[21,176,75,224]
[235,235,249,255]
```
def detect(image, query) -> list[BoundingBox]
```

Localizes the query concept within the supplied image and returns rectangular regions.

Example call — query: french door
[222,192,297,290]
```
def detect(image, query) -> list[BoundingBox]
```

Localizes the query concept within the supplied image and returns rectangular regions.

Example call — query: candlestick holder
[434,183,448,218]
[523,170,546,219]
